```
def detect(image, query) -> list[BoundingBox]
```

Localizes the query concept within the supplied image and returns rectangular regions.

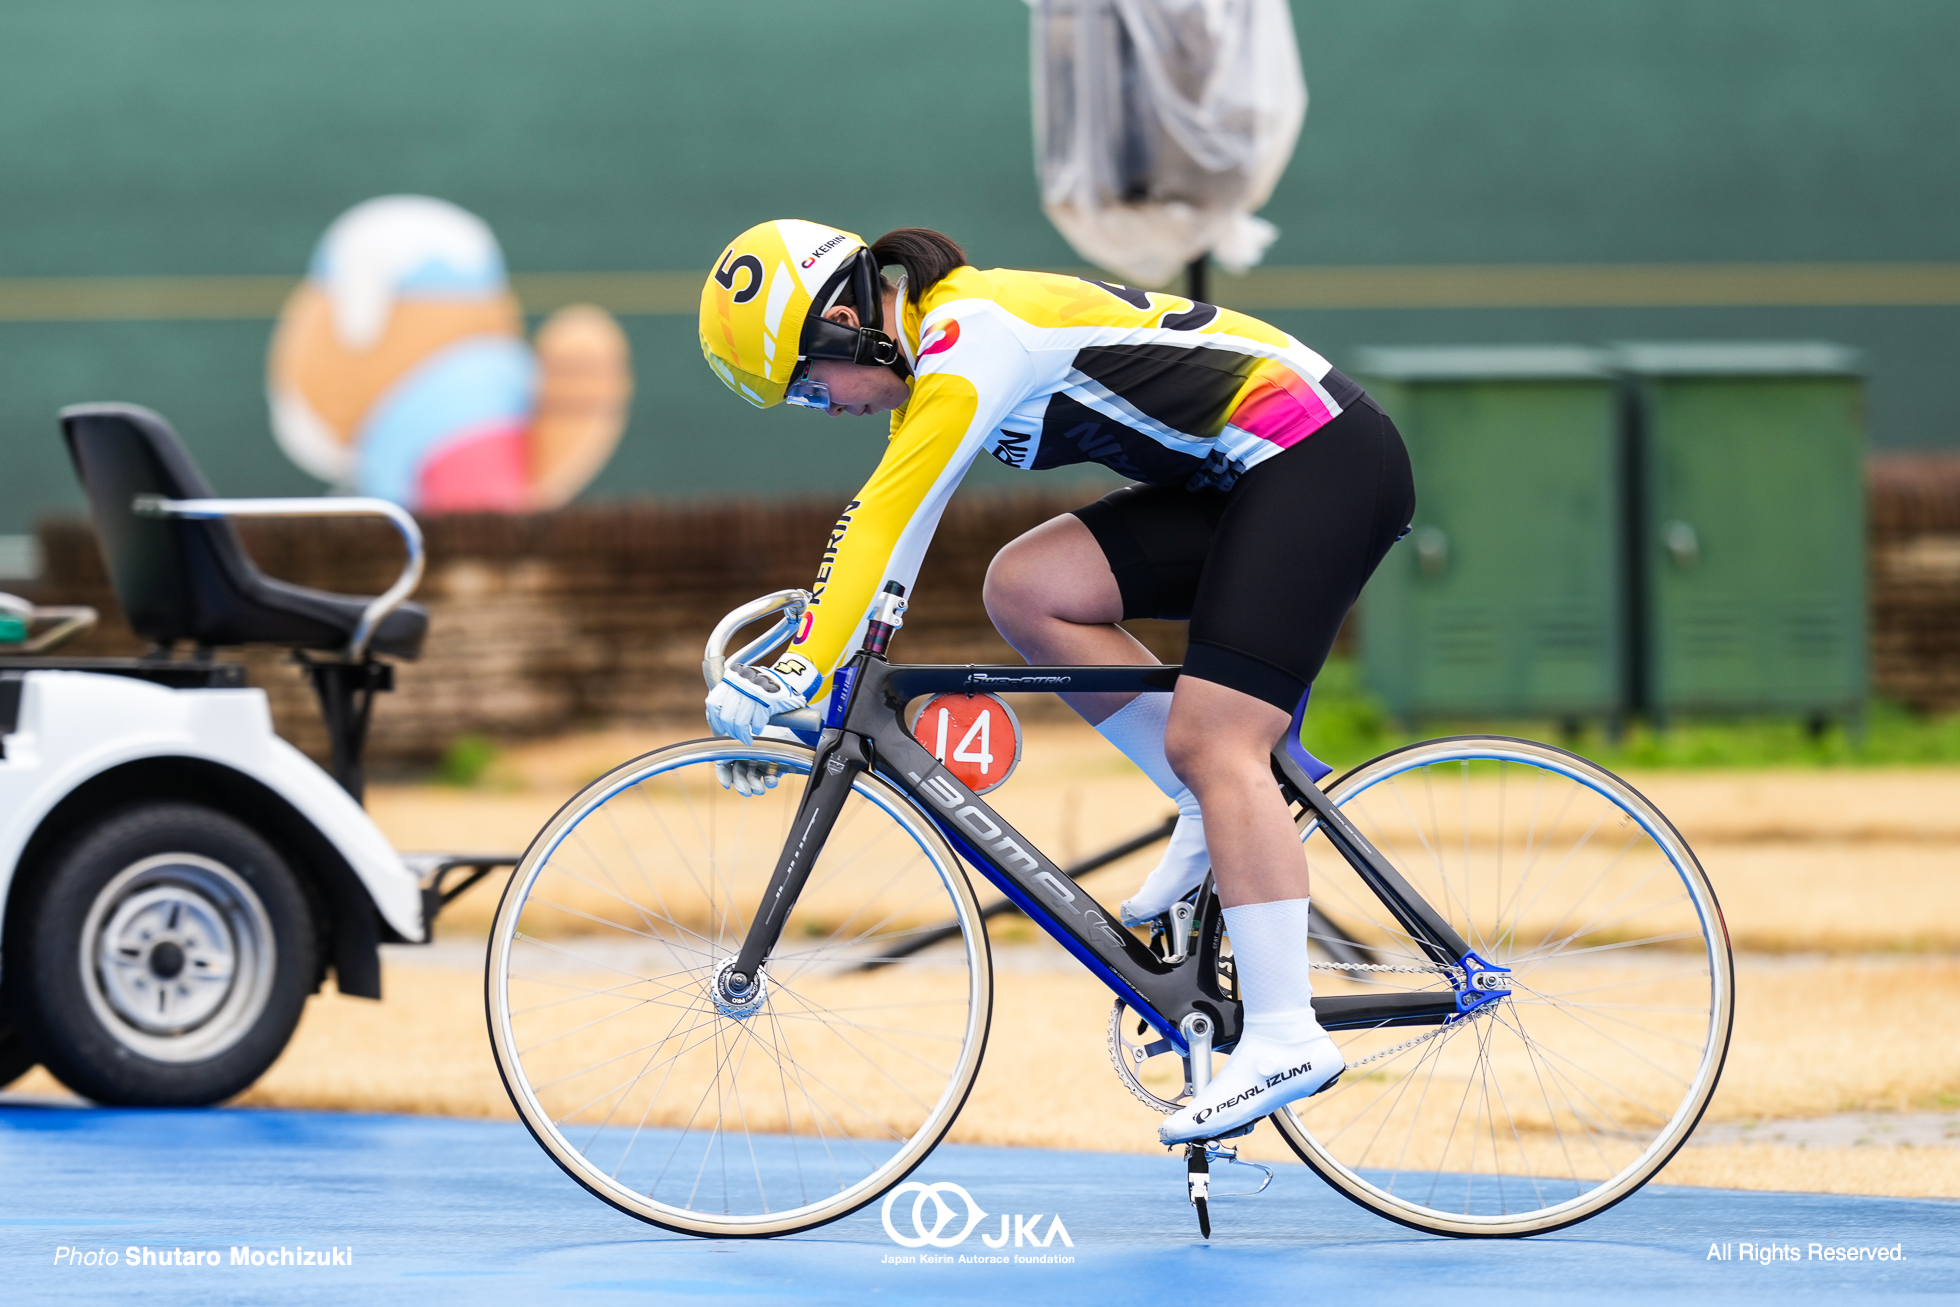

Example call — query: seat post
[303,659,393,803]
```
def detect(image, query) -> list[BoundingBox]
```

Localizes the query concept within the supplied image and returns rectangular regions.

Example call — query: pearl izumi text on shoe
[1158,1031,1344,1143]
[1093,695,1211,926]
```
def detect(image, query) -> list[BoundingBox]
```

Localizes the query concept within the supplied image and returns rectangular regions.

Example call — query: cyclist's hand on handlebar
[705,654,819,745]
[715,726,800,796]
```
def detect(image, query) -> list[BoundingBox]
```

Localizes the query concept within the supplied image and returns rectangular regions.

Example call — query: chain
[1310,960,1459,977]
[1344,1006,1490,1069]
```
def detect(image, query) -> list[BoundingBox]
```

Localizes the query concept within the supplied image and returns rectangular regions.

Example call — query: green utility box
[1615,342,1867,722]
[1354,347,1626,722]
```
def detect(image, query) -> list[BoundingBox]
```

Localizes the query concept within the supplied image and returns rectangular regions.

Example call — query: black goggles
[799,248,912,376]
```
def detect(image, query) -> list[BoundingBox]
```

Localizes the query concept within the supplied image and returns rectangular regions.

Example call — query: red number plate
[907,693,1023,795]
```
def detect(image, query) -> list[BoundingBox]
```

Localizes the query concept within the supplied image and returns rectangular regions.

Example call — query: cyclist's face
[803,357,909,416]
[801,303,911,417]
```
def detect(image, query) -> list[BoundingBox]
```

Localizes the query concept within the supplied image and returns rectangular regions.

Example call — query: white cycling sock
[1160,897,1341,1142]
[1223,899,1327,1042]
[1093,695,1209,926]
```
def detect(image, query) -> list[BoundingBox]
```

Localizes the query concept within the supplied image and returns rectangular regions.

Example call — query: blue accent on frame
[824,666,856,730]
[1286,685,1333,783]
[927,816,1184,1054]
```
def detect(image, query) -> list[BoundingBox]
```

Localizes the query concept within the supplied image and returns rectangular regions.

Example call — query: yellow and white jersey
[789,266,1363,691]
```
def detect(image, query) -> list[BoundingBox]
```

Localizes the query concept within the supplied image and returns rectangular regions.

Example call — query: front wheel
[1270,736,1734,1237]
[487,737,993,1237]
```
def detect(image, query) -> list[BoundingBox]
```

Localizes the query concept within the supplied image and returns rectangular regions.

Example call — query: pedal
[1158,899,1195,964]
[1202,1141,1274,1197]
[1184,1143,1211,1239]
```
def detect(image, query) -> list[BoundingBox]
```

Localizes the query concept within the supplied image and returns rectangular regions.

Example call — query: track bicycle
[486,585,1734,1239]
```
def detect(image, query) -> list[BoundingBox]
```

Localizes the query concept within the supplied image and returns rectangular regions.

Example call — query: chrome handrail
[132,494,424,661]
[702,589,821,734]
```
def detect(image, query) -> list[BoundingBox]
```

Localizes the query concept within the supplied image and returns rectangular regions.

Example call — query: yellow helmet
[698,219,907,408]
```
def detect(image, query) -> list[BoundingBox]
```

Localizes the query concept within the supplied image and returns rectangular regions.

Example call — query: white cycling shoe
[1158,1031,1345,1144]
[1119,811,1210,927]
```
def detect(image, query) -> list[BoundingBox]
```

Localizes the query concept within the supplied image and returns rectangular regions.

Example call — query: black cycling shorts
[1071,397,1416,713]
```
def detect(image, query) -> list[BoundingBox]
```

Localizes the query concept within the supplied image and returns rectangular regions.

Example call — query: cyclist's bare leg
[1163,676,1301,908]
[986,514,1215,923]
[1161,674,1341,1143]
[983,513,1152,725]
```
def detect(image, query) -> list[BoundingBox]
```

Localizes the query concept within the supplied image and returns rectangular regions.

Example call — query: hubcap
[98,884,238,1033]
[81,855,276,1062]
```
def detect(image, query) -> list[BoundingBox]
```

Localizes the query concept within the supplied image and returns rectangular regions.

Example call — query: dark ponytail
[871,228,968,303]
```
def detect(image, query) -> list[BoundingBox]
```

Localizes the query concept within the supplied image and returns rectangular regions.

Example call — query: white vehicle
[0,404,509,1105]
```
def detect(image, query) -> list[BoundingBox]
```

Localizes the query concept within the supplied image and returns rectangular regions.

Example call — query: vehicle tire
[7,802,316,1106]
[1265,736,1734,1237]
[487,737,993,1237]
[0,1020,36,1088]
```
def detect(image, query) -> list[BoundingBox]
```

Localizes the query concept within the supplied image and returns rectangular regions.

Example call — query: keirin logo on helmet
[880,1183,1072,1250]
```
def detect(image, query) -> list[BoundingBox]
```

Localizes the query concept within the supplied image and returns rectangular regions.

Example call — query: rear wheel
[1269,736,1734,1236]
[487,737,993,1237]
[8,803,315,1105]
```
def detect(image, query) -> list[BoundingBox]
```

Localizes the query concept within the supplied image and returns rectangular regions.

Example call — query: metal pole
[1185,255,1208,304]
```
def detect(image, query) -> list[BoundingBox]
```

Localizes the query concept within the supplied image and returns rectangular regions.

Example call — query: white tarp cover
[1033,0,1307,288]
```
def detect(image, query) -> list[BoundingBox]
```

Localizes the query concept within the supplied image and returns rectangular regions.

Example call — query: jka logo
[881,1182,1072,1250]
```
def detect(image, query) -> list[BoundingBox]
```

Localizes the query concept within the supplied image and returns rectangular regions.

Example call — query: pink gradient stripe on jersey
[1225,361,1341,450]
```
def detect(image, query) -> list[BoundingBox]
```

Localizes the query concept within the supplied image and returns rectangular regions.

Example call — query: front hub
[712,960,769,1020]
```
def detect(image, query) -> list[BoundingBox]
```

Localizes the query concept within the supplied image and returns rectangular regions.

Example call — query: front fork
[716,728,871,1004]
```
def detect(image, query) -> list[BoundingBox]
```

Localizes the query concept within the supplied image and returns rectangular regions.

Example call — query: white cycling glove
[705,654,820,745]
[716,726,802,796]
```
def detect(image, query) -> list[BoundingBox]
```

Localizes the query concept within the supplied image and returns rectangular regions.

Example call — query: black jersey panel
[1320,366,1367,410]
[1160,302,1221,331]
[1068,343,1261,438]
[1032,392,1210,488]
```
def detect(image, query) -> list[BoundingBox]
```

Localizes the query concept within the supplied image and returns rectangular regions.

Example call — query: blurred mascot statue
[267,195,632,512]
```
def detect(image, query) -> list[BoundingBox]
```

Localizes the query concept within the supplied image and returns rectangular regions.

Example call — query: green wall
[2,1,1956,532]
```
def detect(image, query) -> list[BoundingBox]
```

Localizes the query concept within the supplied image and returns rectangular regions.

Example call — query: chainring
[1106,999,1188,1114]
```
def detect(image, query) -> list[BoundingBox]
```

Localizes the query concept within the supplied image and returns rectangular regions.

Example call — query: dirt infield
[15,719,1956,1197]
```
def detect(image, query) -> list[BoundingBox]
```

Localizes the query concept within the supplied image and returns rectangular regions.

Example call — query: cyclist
[698,220,1414,1145]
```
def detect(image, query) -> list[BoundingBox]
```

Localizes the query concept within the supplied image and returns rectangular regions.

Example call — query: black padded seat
[60,403,428,659]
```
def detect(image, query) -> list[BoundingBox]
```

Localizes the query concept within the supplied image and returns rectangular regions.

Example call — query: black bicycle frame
[723,652,1474,1055]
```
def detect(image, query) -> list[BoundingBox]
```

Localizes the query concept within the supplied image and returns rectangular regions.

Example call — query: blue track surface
[3,1105,1954,1304]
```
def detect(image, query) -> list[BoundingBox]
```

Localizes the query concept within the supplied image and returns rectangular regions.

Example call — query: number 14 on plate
[907,693,1023,795]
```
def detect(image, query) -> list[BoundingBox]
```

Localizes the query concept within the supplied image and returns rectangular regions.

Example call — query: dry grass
[1657,1147,1960,1199]
[1718,958,1960,1119]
